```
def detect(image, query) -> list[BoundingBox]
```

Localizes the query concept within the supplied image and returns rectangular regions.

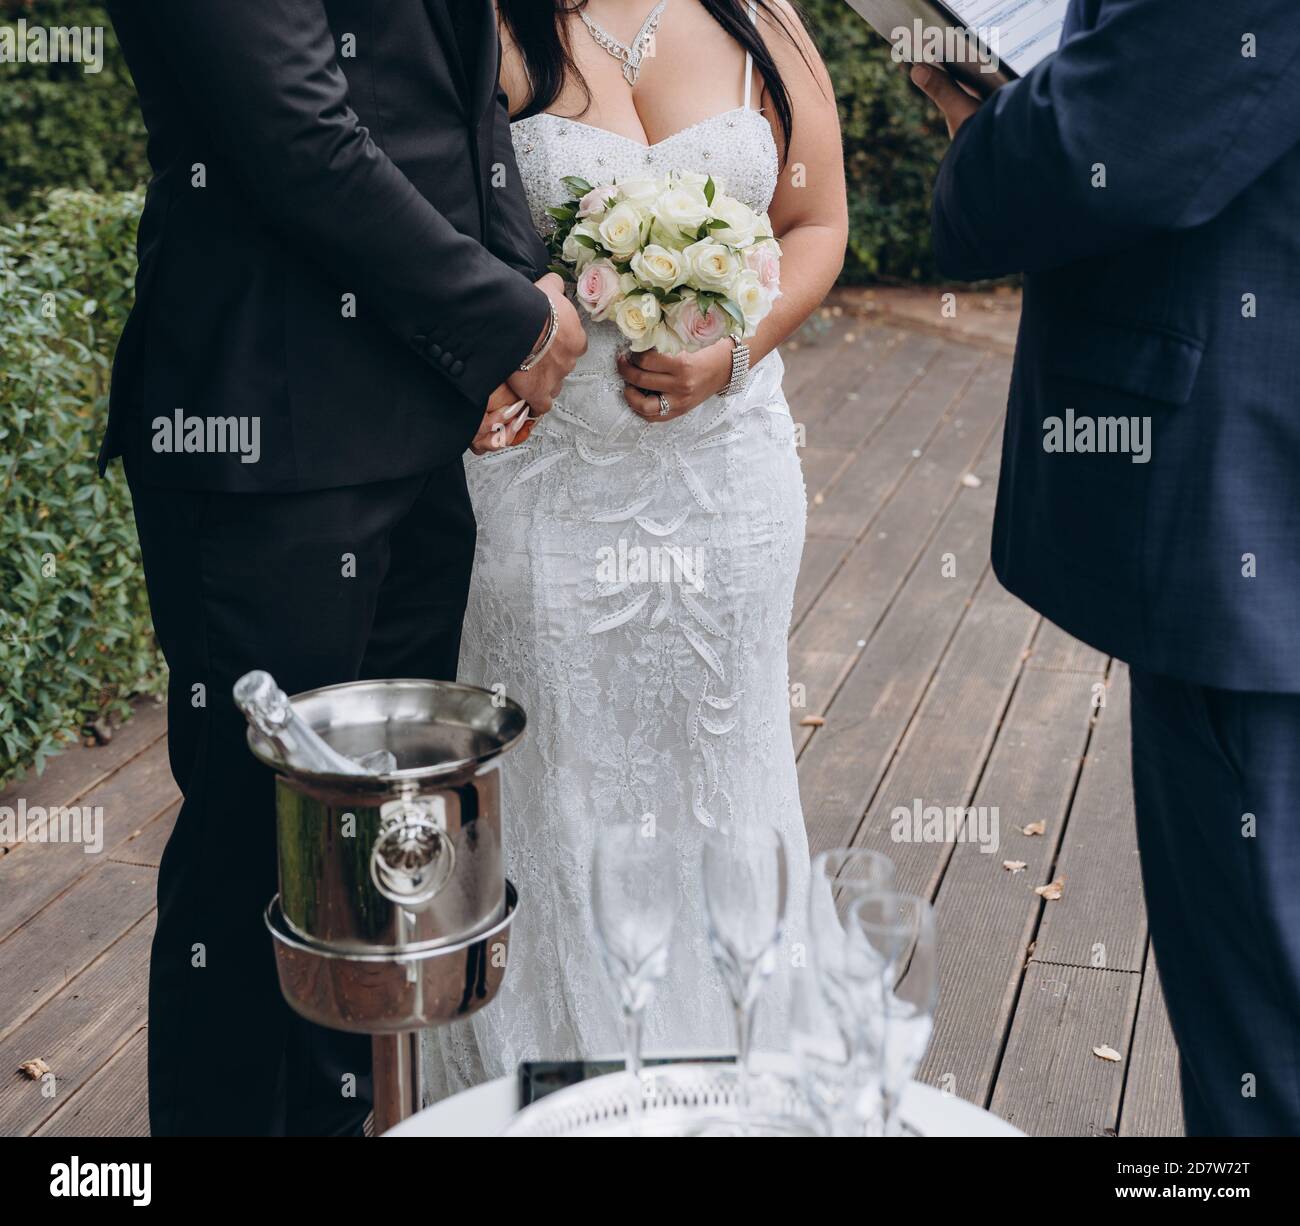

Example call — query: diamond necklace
[580,1,667,87]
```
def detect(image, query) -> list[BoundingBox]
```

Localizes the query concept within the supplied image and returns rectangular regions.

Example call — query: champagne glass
[701,824,788,1100]
[800,849,896,1133]
[591,823,677,1085]
[848,892,938,1136]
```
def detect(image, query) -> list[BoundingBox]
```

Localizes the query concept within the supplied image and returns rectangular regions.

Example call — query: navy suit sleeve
[933,0,1300,280]
[142,0,548,406]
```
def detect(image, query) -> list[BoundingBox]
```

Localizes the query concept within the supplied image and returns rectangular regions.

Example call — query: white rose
[732,269,773,330]
[655,185,711,234]
[597,202,645,258]
[649,320,687,357]
[613,292,662,351]
[684,239,740,292]
[561,221,602,270]
[630,244,685,290]
[709,195,758,247]
[617,178,660,205]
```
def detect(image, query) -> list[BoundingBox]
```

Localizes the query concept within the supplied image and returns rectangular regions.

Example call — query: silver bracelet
[518,299,559,372]
[721,337,750,396]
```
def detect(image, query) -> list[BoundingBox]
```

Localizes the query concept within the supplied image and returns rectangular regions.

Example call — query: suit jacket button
[427,341,443,358]
[440,351,455,369]
[450,360,465,377]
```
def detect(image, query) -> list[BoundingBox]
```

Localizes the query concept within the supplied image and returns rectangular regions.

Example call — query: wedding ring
[658,394,671,418]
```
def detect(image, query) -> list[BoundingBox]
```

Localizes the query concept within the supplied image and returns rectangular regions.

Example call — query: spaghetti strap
[742,0,758,109]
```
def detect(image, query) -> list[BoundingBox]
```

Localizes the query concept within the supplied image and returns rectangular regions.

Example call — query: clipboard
[843,0,1068,97]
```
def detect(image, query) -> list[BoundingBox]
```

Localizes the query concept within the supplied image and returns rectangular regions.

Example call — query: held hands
[470,384,531,455]
[505,272,587,416]
[617,341,734,424]
[910,64,981,140]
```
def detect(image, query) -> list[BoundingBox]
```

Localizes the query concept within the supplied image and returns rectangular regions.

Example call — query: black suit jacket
[101,0,550,492]
[933,0,1300,693]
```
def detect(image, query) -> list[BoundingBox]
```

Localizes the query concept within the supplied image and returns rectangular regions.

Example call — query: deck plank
[0,915,153,1135]
[789,357,1010,770]
[989,961,1141,1136]
[918,665,1101,1107]
[1031,667,1146,973]
[0,738,178,940]
[795,441,1002,852]
[1119,947,1185,1137]
[0,861,157,1042]
[0,699,166,819]
[36,1029,149,1138]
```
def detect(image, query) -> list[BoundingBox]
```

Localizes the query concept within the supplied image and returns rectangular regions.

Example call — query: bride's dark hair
[496,1,810,156]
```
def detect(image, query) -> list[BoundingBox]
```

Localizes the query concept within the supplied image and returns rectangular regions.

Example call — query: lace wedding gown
[422,87,811,1101]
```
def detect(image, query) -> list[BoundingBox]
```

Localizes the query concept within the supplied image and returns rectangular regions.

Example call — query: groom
[100,1,584,1135]
[914,0,1300,1135]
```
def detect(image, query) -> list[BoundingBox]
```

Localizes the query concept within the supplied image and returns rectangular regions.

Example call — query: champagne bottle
[233,670,394,775]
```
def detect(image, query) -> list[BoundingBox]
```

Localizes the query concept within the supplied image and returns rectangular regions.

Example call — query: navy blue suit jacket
[933,0,1300,692]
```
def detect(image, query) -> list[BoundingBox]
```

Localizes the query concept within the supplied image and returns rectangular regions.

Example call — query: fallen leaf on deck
[1092,1044,1122,1063]
[799,715,826,727]
[19,1058,51,1080]
[1002,860,1028,873]
[1035,876,1065,901]
[1020,821,1046,836]
[960,473,982,488]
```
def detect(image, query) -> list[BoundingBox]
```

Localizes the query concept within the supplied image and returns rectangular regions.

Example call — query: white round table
[385,1054,1024,1138]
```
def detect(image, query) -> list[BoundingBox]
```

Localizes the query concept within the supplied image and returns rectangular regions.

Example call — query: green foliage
[0,188,165,788]
[802,0,951,282]
[0,0,148,216]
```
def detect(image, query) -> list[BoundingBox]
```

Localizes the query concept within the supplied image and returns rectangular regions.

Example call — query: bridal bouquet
[546,171,781,353]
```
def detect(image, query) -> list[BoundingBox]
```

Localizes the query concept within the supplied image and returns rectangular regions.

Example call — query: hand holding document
[845,0,1068,95]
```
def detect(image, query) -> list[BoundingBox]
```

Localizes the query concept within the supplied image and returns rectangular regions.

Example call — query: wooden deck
[0,292,1183,1137]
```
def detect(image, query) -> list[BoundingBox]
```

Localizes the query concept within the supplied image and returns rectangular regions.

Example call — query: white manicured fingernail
[501,399,528,420]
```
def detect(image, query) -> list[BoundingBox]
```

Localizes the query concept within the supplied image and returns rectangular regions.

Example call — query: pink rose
[575,259,622,321]
[577,184,617,218]
[667,297,729,350]
[744,242,782,296]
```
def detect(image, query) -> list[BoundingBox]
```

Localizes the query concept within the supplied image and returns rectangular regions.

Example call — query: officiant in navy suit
[913,0,1300,1135]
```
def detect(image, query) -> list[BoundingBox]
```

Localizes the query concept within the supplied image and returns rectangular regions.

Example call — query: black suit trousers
[126,460,475,1135]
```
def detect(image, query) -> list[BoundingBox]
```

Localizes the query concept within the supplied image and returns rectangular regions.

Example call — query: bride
[425,0,847,1097]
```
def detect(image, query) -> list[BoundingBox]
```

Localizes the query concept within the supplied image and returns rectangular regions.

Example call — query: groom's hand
[910,64,981,140]
[507,273,586,416]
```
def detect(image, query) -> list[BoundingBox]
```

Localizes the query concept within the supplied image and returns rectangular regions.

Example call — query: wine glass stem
[623,1005,643,1080]
[734,997,756,1103]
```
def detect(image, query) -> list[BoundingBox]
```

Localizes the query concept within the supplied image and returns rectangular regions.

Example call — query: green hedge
[0,188,165,788]
[0,0,148,217]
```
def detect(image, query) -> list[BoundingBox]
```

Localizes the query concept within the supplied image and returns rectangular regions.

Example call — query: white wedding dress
[422,46,811,1102]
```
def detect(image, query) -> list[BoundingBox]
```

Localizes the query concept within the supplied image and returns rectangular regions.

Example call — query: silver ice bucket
[248,678,524,954]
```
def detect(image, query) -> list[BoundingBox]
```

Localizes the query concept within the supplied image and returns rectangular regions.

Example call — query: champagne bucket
[246,678,525,954]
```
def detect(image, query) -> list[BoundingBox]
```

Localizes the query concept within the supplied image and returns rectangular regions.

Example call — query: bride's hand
[617,342,734,423]
[469,384,530,455]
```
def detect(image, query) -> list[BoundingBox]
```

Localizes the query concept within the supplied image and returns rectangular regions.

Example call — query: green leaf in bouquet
[571,233,601,251]
[719,298,746,329]
[560,175,595,198]
[704,218,730,232]
[703,176,716,206]
[547,263,574,281]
